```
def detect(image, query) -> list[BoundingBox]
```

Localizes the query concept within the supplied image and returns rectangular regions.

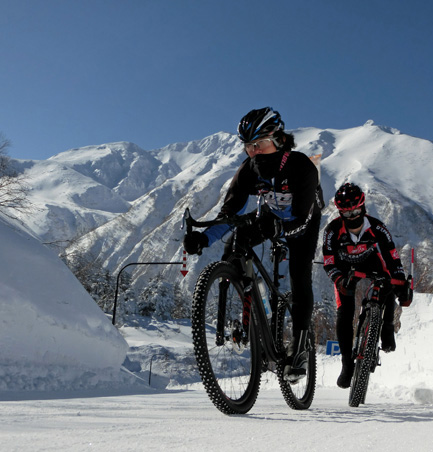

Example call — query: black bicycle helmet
[334,183,365,211]
[237,107,285,143]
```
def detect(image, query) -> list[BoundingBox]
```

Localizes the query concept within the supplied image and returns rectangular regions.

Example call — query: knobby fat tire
[276,293,317,410]
[191,261,262,415]
[349,303,381,407]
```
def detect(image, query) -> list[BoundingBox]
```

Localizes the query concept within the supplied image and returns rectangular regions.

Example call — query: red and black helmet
[334,183,365,211]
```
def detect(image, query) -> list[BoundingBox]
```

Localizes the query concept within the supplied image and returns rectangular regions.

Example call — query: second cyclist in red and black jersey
[323,183,411,388]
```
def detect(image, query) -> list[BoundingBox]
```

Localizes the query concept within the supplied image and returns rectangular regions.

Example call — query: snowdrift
[0,217,128,392]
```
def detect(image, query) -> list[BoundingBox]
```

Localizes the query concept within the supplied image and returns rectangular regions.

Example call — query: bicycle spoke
[276,294,316,410]
[191,261,261,415]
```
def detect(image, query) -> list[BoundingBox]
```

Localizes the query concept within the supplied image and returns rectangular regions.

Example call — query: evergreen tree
[172,281,191,319]
[138,273,175,320]
[64,251,118,314]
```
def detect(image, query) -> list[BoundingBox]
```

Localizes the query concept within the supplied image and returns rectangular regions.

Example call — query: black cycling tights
[222,213,321,331]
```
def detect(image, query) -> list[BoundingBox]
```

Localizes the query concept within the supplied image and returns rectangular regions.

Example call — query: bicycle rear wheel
[191,261,262,415]
[276,293,316,410]
[349,303,381,407]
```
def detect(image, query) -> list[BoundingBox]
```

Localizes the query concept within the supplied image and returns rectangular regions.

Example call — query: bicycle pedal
[284,369,306,384]
[370,355,380,372]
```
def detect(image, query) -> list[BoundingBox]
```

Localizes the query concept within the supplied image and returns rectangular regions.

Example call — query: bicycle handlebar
[348,267,414,308]
[182,207,253,233]
[350,270,406,287]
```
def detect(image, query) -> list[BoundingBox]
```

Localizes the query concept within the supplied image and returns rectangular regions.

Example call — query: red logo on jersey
[347,244,368,255]
[391,248,400,259]
[324,255,335,265]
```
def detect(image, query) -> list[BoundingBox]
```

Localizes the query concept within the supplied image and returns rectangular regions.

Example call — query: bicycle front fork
[215,277,251,346]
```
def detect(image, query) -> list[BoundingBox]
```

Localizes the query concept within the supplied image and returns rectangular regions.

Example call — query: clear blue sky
[2,0,432,160]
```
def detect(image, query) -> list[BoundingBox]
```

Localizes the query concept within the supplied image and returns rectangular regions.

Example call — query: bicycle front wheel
[349,303,381,407]
[191,261,262,415]
[276,293,316,410]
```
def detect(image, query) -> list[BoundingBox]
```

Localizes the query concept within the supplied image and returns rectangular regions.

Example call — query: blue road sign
[326,340,341,356]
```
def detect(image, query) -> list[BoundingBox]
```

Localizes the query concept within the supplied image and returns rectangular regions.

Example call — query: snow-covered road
[1,387,432,452]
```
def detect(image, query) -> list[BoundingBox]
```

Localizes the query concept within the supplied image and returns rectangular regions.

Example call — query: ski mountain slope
[13,121,433,301]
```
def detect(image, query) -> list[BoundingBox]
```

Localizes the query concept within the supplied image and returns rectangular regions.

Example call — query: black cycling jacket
[205,148,323,246]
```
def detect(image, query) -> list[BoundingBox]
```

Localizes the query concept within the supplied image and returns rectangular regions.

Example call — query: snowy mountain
[12,120,433,307]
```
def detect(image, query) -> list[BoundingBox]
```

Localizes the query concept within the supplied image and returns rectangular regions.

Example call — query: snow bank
[313,293,433,404]
[0,217,129,392]
[372,293,433,402]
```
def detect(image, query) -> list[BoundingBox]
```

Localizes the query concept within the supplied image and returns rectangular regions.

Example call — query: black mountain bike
[348,270,410,407]
[182,208,316,415]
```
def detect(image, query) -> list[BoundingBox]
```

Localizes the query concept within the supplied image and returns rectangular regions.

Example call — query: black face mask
[251,152,282,180]
[342,206,366,230]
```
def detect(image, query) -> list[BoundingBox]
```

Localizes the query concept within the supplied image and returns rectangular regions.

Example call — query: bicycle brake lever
[273,219,283,239]
[256,193,265,218]
[181,208,192,233]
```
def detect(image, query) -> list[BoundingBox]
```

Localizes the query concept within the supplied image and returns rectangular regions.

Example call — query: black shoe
[337,357,354,389]
[381,323,396,353]
[283,330,308,383]
[284,351,308,382]
[381,342,396,353]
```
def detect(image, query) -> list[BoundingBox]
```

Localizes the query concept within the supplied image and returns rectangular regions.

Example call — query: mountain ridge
[11,123,433,303]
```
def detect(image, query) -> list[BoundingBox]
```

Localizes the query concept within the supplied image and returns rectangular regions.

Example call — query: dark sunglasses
[341,208,362,218]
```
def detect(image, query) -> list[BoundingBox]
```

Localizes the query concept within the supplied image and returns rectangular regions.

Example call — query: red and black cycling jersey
[323,214,406,284]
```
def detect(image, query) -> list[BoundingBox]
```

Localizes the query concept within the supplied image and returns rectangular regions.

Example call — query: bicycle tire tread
[349,304,381,407]
[191,261,262,415]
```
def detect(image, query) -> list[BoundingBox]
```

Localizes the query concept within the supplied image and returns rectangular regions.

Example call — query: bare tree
[0,134,30,219]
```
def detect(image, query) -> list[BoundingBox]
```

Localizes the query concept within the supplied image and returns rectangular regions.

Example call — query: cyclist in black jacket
[323,183,411,388]
[184,107,324,378]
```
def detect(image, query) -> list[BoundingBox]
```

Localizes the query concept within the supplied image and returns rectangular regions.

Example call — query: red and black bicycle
[348,270,413,407]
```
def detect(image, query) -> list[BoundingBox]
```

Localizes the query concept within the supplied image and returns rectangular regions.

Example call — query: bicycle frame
[234,242,290,364]
[182,207,289,364]
[351,271,405,366]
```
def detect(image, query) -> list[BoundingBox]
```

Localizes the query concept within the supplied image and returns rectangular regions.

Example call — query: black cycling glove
[183,231,209,255]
